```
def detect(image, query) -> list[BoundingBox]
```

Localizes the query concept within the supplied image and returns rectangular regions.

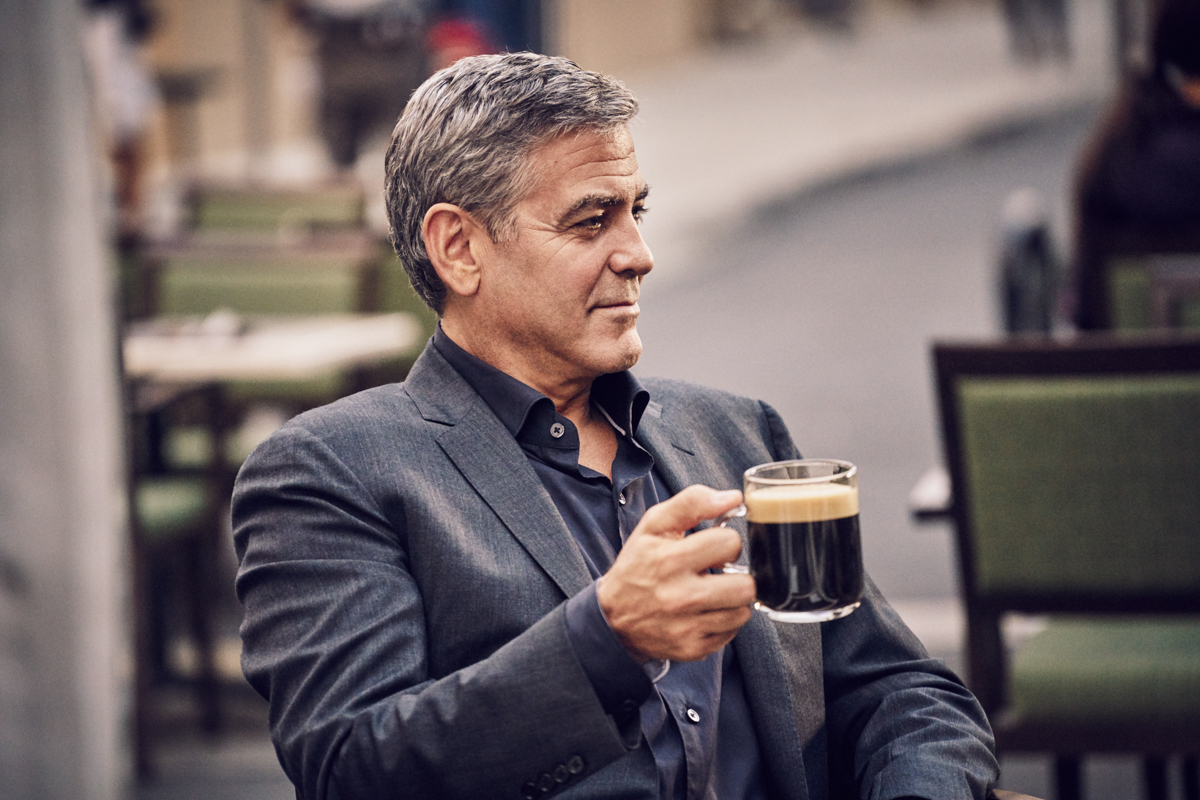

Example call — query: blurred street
[132,1,1141,798]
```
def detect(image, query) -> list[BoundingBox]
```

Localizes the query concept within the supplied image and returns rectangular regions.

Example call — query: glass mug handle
[714,504,749,574]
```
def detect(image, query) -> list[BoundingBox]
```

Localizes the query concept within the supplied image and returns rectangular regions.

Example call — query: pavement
[138,2,1117,797]
[627,0,1113,290]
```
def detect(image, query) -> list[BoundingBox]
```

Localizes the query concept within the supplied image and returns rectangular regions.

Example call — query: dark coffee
[745,483,863,616]
[747,516,863,613]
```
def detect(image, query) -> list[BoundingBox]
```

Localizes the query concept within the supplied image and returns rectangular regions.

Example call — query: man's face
[472,126,653,386]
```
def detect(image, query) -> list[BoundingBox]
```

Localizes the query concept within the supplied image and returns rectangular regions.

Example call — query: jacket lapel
[635,400,714,495]
[637,395,820,800]
[403,345,594,599]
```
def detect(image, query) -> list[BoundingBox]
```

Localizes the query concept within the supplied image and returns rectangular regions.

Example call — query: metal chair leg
[1183,757,1199,800]
[1144,757,1168,800]
[1055,755,1082,800]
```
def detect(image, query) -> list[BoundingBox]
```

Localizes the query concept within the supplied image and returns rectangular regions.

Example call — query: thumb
[632,485,743,541]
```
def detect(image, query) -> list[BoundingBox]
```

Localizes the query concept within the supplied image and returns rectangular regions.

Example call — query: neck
[439,315,619,478]
[440,315,597,417]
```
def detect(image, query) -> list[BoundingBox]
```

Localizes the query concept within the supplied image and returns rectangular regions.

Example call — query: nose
[608,215,654,278]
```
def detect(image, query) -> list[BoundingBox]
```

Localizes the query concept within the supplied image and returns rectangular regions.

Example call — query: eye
[576,215,605,232]
[632,204,649,223]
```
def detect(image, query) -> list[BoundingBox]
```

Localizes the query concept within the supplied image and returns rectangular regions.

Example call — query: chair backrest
[1105,253,1200,330]
[934,335,1200,616]
[1076,225,1200,330]
[186,182,365,233]
[140,234,382,317]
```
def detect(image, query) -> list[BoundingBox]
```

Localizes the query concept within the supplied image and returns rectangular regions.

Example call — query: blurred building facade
[131,0,812,233]
[1,0,130,798]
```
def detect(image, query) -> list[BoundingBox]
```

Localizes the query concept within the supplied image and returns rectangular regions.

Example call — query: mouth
[593,301,640,315]
[593,295,640,310]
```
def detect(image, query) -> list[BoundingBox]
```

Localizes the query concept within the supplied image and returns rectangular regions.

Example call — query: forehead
[518,127,644,209]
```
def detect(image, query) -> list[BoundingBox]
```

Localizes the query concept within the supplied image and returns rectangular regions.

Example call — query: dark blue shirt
[433,327,771,800]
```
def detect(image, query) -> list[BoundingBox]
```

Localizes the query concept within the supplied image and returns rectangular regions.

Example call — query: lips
[594,294,639,309]
[593,300,639,312]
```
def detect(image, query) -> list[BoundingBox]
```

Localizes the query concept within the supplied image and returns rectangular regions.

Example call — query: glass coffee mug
[718,459,863,623]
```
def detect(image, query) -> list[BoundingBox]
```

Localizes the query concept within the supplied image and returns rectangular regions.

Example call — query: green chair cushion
[135,477,210,542]
[1011,617,1200,724]
[959,374,1200,597]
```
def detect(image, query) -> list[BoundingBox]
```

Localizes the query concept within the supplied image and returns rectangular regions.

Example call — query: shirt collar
[432,323,651,441]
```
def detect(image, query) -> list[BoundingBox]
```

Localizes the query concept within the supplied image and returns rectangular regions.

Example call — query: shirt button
[550,422,565,438]
[618,492,626,505]
[686,708,700,723]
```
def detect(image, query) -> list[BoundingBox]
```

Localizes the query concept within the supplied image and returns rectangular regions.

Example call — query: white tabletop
[124,313,424,383]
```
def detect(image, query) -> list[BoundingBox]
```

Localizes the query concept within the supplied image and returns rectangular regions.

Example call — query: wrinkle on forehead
[527,126,640,189]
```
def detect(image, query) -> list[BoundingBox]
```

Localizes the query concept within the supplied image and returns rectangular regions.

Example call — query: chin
[605,331,643,373]
[574,325,642,376]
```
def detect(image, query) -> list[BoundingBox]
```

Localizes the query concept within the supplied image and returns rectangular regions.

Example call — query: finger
[697,604,755,633]
[670,526,745,574]
[686,571,757,612]
[655,571,756,617]
[631,485,742,541]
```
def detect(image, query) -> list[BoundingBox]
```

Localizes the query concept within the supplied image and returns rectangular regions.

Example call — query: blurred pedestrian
[1070,0,1200,328]
[1000,0,1070,64]
[292,0,432,170]
[83,0,160,248]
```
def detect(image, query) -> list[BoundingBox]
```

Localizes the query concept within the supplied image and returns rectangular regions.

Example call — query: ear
[422,203,487,298]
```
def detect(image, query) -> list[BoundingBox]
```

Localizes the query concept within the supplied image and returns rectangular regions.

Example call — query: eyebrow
[557,185,651,227]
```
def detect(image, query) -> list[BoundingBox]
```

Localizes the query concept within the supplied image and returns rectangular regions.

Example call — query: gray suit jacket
[233,342,997,800]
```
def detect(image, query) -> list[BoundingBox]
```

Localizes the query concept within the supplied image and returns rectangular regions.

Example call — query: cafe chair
[932,334,1200,800]
[126,382,226,777]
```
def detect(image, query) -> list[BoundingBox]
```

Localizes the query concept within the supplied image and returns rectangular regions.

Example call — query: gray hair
[384,52,639,314]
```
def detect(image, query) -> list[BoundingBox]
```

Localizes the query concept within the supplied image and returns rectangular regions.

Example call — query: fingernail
[715,490,741,503]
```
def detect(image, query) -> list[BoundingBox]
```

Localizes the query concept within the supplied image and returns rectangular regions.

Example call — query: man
[233,52,1000,800]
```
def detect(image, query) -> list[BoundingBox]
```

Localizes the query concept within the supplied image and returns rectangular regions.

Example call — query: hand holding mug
[598,486,757,663]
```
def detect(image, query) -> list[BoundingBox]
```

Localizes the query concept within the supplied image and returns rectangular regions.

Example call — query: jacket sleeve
[821,581,999,800]
[757,396,998,799]
[232,424,638,800]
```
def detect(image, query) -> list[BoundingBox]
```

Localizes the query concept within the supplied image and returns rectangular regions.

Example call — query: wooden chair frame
[933,333,1200,799]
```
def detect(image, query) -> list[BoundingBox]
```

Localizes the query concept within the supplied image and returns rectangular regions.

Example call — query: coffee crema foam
[745,483,859,523]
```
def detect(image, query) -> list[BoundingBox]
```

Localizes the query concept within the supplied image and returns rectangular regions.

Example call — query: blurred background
[2,0,1196,798]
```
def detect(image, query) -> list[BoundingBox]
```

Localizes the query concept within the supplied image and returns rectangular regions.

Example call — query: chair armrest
[909,465,953,521]
[992,790,1046,800]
